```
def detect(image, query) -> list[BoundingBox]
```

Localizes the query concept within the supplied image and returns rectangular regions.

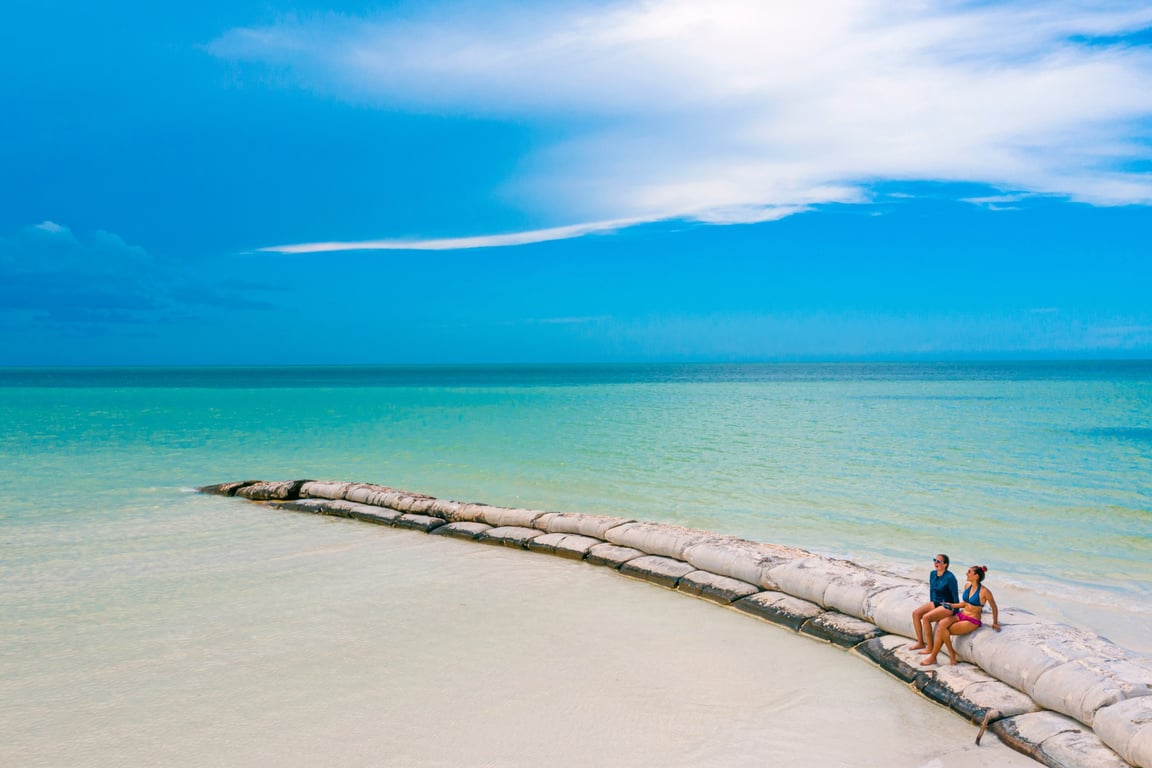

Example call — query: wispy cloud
[260,217,648,253]
[259,207,806,253]
[213,0,1152,243]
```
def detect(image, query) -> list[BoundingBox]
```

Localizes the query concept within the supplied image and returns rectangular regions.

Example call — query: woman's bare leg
[920,616,957,665]
[918,606,953,653]
[910,603,932,648]
[944,620,978,664]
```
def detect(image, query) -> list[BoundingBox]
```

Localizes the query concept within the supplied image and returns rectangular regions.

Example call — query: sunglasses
[933,558,943,564]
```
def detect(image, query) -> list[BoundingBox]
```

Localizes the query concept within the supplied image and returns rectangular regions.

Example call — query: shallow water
[2,494,1032,767]
[1,363,1149,765]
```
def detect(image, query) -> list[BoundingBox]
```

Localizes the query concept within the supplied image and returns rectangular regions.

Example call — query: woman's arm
[985,588,1000,631]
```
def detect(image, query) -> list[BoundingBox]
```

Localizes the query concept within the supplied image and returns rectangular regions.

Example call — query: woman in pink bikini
[920,564,1001,666]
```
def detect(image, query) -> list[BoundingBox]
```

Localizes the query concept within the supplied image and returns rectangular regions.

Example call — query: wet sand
[2,503,1038,767]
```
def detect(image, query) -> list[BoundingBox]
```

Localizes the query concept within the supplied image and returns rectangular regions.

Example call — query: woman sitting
[910,553,959,651]
[920,564,1001,666]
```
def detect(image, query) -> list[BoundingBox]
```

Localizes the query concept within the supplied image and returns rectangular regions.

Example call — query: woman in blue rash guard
[921,564,1001,666]
[909,553,959,651]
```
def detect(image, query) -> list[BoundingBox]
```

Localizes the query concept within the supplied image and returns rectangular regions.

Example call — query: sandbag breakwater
[200,479,1152,768]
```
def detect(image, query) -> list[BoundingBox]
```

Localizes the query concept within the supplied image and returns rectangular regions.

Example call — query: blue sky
[2,0,1151,365]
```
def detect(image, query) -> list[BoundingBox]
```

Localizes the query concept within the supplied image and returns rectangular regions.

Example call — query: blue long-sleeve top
[929,569,959,606]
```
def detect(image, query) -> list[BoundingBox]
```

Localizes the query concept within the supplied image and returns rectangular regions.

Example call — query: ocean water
[0,362,1148,766]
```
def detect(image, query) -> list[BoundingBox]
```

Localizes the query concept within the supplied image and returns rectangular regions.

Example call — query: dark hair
[937,554,950,567]
[970,565,988,583]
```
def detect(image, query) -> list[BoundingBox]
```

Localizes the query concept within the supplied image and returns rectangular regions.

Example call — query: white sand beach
[2,502,1039,767]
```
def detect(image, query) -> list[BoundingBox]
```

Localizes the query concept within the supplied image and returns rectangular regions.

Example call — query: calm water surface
[0,362,1149,764]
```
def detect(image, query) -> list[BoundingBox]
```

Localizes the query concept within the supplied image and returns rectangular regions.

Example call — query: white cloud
[259,216,671,252]
[214,0,1152,241]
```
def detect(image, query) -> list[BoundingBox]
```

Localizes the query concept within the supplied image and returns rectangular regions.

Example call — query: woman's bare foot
[920,656,937,666]
[917,648,932,655]
[909,643,926,650]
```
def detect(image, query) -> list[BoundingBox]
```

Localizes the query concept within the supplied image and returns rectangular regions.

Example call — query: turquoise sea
[1,362,1149,766]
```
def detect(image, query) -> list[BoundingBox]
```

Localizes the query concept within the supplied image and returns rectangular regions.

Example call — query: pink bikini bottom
[954,613,982,628]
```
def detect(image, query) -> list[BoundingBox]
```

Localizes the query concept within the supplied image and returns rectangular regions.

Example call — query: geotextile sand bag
[480,506,544,528]
[427,498,467,521]
[344,484,398,506]
[763,554,853,607]
[822,568,917,620]
[619,555,696,589]
[799,612,885,648]
[991,711,1131,768]
[680,538,798,589]
[585,543,645,568]
[446,503,495,523]
[345,503,403,525]
[604,521,713,560]
[919,662,1042,722]
[733,591,824,632]
[1031,656,1152,726]
[1093,696,1152,768]
[549,534,604,559]
[861,583,924,637]
[477,525,544,548]
[299,480,354,500]
[677,571,760,605]
[428,521,491,539]
[235,480,305,500]
[534,512,632,539]
[961,611,1115,712]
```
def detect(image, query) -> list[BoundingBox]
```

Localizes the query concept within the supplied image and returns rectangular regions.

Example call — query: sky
[2,0,1151,365]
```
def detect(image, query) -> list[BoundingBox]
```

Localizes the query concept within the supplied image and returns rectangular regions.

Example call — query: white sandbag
[677,570,760,605]
[428,521,491,539]
[392,494,434,513]
[680,538,800,589]
[305,499,359,517]
[921,661,1042,722]
[235,480,301,500]
[372,491,407,509]
[534,511,632,539]
[526,532,569,554]
[992,711,1130,768]
[862,583,924,637]
[1032,656,1152,726]
[427,497,466,521]
[822,567,917,620]
[1094,695,1152,768]
[477,525,543,548]
[619,555,696,589]
[549,534,603,560]
[480,506,544,528]
[345,502,403,525]
[299,480,353,500]
[962,610,1112,699]
[197,480,256,496]
[764,554,852,607]
[527,532,601,559]
[393,513,446,532]
[402,497,435,514]
[271,498,334,514]
[344,485,395,506]
[604,521,713,560]
[733,591,823,631]
[448,503,494,523]
[800,612,884,648]
[585,543,646,568]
